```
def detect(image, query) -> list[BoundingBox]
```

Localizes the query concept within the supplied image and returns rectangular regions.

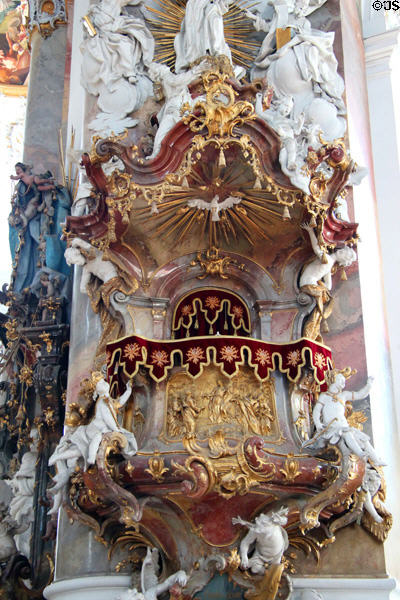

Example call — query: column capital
[28,0,67,39]
[364,28,400,78]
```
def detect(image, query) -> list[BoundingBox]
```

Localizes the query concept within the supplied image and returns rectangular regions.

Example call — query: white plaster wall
[360,7,400,597]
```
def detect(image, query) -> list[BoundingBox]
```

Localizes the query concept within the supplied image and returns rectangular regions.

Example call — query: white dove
[187,194,242,221]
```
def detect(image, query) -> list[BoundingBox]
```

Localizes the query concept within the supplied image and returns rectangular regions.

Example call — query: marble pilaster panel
[23,27,68,179]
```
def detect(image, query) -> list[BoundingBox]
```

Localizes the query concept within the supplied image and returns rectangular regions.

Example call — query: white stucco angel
[303,371,385,467]
[8,429,38,558]
[48,375,136,515]
[246,0,346,143]
[146,61,206,160]
[65,237,119,296]
[81,0,154,136]
[300,223,356,292]
[299,223,356,339]
[117,546,188,600]
[232,507,289,574]
[174,0,232,74]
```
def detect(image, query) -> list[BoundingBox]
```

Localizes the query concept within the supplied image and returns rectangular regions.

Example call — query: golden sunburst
[146,0,260,71]
[133,160,302,247]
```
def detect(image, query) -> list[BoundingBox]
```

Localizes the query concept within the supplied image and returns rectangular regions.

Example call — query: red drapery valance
[106,334,332,396]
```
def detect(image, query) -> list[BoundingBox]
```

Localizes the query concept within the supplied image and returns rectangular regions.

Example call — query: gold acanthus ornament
[189,246,246,280]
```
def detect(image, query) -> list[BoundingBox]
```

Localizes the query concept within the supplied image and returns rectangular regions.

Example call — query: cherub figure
[255,92,307,181]
[146,61,206,160]
[117,546,187,600]
[37,272,60,321]
[9,162,40,229]
[361,464,388,524]
[232,507,289,574]
[9,164,56,229]
[303,371,385,467]
[299,222,356,340]
[48,375,136,515]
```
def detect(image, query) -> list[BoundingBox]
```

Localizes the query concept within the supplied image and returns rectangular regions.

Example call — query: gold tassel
[282,205,291,220]
[194,317,199,329]
[218,148,226,168]
[253,177,262,189]
[341,268,348,281]
[209,325,213,334]
[16,404,24,423]
[321,319,330,333]
[309,214,317,227]
[182,176,189,187]
[224,317,228,330]
[322,253,328,264]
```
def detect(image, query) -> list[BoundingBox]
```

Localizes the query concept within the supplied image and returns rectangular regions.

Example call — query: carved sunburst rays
[146,0,260,70]
[134,163,297,247]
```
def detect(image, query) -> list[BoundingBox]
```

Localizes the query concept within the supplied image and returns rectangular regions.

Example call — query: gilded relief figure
[165,368,276,440]
[181,389,202,435]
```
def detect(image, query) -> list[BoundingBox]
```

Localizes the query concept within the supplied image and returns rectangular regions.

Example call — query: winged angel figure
[117,547,188,600]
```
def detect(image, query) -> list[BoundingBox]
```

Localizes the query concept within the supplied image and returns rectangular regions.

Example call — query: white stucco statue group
[81,0,154,135]
[248,0,346,193]
[232,507,289,574]
[48,374,136,515]
[117,546,188,600]
[79,0,352,185]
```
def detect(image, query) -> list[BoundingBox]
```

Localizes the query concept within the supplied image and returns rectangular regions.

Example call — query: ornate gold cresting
[189,246,246,280]
[182,68,255,139]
